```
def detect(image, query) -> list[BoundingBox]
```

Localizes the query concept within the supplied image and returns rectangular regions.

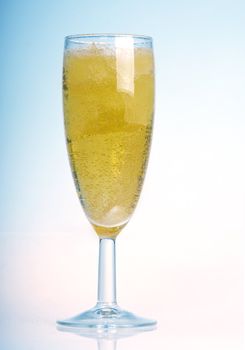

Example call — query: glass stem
[97,238,117,307]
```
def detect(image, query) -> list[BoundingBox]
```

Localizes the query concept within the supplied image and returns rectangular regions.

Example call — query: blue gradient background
[0,1,244,349]
[1,0,244,234]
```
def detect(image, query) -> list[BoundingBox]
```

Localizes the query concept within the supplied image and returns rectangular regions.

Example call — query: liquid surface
[63,44,154,237]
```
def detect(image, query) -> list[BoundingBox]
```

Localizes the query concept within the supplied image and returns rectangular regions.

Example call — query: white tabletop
[0,231,243,350]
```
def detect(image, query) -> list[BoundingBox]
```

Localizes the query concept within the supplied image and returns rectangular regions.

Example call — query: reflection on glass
[57,34,156,329]
[98,339,116,350]
[57,324,156,350]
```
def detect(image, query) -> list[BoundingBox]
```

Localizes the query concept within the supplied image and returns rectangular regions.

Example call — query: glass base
[57,303,157,330]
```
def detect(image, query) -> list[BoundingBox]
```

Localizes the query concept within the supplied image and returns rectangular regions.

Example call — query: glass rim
[65,33,153,42]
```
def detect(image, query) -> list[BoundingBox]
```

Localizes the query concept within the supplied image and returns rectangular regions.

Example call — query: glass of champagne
[58,34,156,329]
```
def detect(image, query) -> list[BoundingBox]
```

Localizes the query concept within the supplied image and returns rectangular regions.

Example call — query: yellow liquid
[63,45,154,238]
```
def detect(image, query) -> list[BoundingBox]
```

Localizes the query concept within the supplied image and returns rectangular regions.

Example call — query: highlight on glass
[57,33,156,329]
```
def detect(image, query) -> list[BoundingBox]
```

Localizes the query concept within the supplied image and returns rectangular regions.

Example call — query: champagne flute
[57,34,156,329]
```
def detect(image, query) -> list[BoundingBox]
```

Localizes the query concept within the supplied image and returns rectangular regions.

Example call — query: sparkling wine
[63,44,154,237]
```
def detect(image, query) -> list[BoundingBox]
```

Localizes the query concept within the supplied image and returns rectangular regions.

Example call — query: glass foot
[57,304,157,330]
